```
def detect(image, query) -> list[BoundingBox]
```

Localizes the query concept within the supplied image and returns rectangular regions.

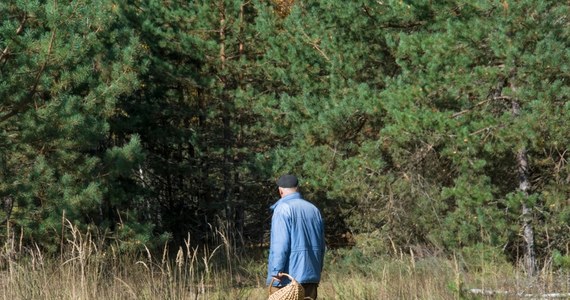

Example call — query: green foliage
[458,243,509,272]
[374,1,570,262]
[115,0,279,246]
[252,0,570,266]
[552,250,570,271]
[0,0,147,250]
[1,0,569,268]
[251,0,401,242]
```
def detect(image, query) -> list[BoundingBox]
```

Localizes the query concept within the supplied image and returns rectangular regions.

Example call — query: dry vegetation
[2,223,570,299]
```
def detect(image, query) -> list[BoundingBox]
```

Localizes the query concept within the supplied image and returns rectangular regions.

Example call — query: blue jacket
[267,192,325,286]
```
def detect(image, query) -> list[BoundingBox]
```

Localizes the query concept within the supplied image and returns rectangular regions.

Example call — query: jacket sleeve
[267,204,291,282]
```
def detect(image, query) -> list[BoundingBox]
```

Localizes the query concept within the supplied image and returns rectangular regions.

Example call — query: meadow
[2,224,570,300]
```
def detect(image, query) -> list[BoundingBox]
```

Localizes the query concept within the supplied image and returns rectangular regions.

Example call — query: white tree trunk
[510,85,537,276]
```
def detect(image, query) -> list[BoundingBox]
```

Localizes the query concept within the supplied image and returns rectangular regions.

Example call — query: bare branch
[452,99,491,118]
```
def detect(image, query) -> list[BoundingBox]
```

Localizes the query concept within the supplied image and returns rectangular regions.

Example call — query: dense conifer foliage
[1,0,569,269]
[0,0,148,250]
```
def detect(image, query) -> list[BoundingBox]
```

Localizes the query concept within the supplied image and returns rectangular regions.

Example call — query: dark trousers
[270,283,319,300]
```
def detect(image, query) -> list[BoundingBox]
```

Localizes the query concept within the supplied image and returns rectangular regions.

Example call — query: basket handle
[268,272,297,295]
[268,274,279,296]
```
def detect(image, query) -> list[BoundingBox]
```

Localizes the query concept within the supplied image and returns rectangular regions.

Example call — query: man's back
[268,193,325,285]
[285,198,324,252]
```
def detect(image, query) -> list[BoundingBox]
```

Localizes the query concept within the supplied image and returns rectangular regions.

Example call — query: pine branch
[0,14,27,71]
[0,28,56,124]
[301,30,330,61]
[451,75,513,119]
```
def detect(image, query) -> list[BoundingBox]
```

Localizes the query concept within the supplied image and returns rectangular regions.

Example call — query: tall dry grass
[1,220,265,300]
[320,243,570,299]
[2,222,570,299]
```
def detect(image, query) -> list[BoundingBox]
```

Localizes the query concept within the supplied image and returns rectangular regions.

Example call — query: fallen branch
[468,288,570,298]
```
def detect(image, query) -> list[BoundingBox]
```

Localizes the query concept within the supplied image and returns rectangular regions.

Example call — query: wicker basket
[268,273,305,300]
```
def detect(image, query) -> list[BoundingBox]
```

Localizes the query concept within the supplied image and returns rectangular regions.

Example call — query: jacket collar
[270,192,301,210]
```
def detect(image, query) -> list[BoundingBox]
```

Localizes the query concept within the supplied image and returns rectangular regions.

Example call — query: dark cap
[277,174,298,188]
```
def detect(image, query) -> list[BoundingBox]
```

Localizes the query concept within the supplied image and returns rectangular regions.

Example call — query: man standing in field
[267,174,325,300]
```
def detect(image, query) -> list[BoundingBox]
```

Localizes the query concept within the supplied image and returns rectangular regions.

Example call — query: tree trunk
[510,82,537,276]
[232,1,247,248]
[218,1,235,234]
[1,196,13,225]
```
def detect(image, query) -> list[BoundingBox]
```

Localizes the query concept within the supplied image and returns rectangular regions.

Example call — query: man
[267,174,325,300]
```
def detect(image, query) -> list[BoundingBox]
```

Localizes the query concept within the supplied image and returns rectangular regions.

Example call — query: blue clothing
[267,192,325,286]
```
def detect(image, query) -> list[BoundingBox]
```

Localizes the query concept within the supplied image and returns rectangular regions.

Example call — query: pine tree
[0,0,148,250]
[251,0,404,242]
[253,0,570,267]
[380,0,570,270]
[117,0,276,246]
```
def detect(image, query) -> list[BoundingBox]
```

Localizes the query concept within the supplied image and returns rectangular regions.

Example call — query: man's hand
[272,272,284,281]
